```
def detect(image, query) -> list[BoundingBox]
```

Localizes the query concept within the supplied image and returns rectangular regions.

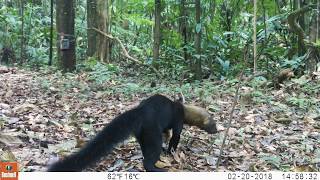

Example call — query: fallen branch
[89,28,161,77]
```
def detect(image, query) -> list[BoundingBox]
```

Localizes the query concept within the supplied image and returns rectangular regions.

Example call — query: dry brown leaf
[292,165,317,172]
[227,127,238,136]
[173,150,186,164]
[303,116,316,124]
[5,90,13,99]
[48,120,63,128]
[205,155,217,166]
[155,160,171,168]
[0,103,10,109]
[244,114,256,123]
[274,117,292,124]
[0,150,16,162]
[0,66,10,73]
[13,103,38,114]
[0,134,23,146]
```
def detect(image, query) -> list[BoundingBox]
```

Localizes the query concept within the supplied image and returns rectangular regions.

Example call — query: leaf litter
[0,66,319,172]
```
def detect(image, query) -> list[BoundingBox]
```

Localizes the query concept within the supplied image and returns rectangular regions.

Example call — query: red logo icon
[0,162,18,180]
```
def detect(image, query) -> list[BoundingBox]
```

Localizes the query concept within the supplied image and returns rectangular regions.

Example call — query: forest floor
[0,65,319,172]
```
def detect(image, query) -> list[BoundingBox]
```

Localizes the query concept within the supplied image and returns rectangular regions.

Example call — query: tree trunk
[49,0,53,66]
[180,0,188,62]
[194,0,202,79]
[32,0,42,5]
[288,4,316,56]
[87,0,110,62]
[20,0,25,64]
[310,2,320,42]
[306,2,320,73]
[153,0,161,69]
[56,0,76,72]
[253,0,257,74]
[298,0,306,33]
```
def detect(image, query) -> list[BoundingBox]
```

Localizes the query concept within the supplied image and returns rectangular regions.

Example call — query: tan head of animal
[183,104,217,134]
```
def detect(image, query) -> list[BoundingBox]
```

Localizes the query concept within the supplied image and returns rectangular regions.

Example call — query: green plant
[287,96,315,110]
[88,62,120,85]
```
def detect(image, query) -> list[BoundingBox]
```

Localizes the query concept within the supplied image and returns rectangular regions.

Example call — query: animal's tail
[48,109,140,171]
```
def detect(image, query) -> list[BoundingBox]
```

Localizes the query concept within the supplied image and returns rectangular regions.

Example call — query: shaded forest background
[0,0,319,172]
[0,0,319,80]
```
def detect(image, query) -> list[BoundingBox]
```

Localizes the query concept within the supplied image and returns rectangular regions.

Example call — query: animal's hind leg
[137,130,166,172]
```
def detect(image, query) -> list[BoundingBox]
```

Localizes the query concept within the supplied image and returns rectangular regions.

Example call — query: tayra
[48,94,184,172]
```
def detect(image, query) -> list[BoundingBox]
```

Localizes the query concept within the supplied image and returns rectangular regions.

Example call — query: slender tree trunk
[180,0,188,62]
[310,0,320,41]
[253,0,257,74]
[104,0,110,62]
[262,0,267,45]
[20,0,25,64]
[298,0,306,33]
[56,0,76,72]
[87,0,109,62]
[153,0,161,69]
[49,0,53,66]
[194,0,202,79]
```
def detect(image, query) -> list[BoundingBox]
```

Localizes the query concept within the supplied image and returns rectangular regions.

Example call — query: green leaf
[196,23,201,33]
[261,155,281,168]
[223,31,234,36]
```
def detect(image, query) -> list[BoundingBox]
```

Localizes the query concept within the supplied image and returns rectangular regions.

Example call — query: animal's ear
[175,92,185,104]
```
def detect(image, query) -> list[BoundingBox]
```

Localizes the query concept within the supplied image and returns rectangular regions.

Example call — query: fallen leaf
[0,150,16,161]
[205,155,217,166]
[292,165,317,172]
[0,103,10,109]
[0,134,23,146]
[274,117,292,124]
[155,156,172,168]
[13,103,38,114]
